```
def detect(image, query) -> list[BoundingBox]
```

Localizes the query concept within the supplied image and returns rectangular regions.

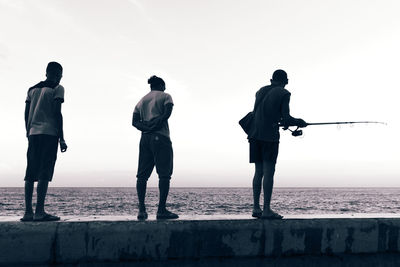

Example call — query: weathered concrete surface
[1,216,400,266]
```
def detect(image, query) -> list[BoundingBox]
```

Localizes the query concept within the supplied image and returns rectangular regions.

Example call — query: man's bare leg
[261,160,282,218]
[33,180,60,221]
[35,180,48,216]
[252,162,263,216]
[21,181,34,220]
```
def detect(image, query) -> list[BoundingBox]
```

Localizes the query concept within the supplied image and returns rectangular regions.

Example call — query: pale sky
[0,0,399,187]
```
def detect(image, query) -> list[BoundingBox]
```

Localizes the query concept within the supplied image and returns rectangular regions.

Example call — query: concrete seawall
[1,215,400,266]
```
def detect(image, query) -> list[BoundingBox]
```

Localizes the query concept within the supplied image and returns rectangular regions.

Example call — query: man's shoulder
[153,91,173,102]
[28,81,63,92]
[162,92,173,100]
[154,90,172,97]
[279,87,290,95]
[140,90,172,102]
[256,85,270,96]
[28,81,45,92]
[259,85,271,91]
[136,91,153,105]
[163,91,172,97]
[271,86,290,96]
[257,85,291,102]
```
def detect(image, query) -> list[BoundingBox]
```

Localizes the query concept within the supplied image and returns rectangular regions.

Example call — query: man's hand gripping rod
[281,121,386,137]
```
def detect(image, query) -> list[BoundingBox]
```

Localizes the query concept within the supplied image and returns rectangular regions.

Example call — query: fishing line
[281,121,386,137]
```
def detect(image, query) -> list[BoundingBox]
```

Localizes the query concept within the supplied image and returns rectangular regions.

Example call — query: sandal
[156,209,179,220]
[20,213,34,222]
[137,210,148,220]
[252,210,262,218]
[261,211,283,220]
[33,213,60,222]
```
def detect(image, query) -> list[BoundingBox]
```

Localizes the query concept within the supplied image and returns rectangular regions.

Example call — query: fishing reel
[283,126,303,137]
[291,127,303,137]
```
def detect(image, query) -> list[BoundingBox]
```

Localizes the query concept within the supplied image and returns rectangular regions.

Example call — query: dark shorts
[137,133,173,181]
[249,139,279,163]
[25,134,59,182]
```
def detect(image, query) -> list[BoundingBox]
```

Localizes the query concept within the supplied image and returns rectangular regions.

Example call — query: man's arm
[132,103,173,132]
[54,99,67,152]
[132,112,155,132]
[281,94,307,128]
[149,103,173,130]
[24,102,30,137]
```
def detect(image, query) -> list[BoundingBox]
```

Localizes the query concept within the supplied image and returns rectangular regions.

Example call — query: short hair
[272,69,288,83]
[46,62,63,75]
[148,75,165,89]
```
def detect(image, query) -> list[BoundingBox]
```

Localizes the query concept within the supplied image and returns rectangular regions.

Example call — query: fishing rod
[307,121,386,126]
[281,121,386,137]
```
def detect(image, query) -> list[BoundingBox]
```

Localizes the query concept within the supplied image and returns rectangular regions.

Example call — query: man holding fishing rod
[247,69,307,219]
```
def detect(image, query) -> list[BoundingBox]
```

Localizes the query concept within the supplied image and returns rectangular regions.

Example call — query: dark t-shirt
[248,85,291,142]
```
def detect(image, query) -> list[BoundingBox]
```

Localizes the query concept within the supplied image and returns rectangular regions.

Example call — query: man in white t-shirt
[21,62,67,222]
[132,75,178,220]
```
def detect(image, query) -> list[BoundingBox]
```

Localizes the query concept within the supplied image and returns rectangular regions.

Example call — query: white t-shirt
[26,84,65,136]
[134,90,173,137]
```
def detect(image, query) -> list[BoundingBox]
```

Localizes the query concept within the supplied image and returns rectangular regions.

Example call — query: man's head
[46,62,63,85]
[148,75,165,91]
[271,69,288,86]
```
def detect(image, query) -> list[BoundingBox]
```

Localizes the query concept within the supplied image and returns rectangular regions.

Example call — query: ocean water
[1,187,400,217]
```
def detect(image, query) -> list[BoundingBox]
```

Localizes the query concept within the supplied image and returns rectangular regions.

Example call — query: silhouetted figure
[22,62,67,222]
[132,76,178,220]
[248,70,307,219]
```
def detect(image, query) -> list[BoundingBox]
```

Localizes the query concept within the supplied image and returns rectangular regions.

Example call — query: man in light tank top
[22,62,68,222]
[132,75,178,220]
[247,70,307,219]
